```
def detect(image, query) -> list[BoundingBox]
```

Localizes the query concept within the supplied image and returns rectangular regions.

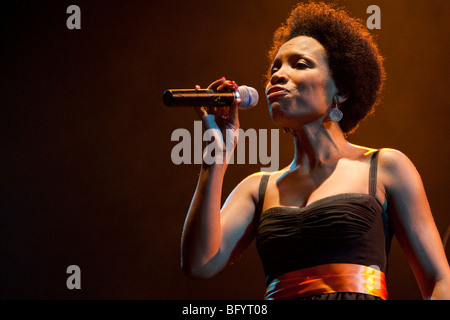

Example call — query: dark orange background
[2,0,449,299]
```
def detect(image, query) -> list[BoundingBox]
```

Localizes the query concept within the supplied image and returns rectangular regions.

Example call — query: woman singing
[180,2,450,300]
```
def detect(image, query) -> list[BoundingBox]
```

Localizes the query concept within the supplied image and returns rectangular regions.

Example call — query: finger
[216,80,239,121]
[193,84,206,117]
[194,106,207,118]
[216,80,239,117]
[217,80,239,92]
[207,77,227,90]
[194,84,217,117]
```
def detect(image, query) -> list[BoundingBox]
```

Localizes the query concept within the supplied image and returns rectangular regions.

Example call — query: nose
[270,68,288,86]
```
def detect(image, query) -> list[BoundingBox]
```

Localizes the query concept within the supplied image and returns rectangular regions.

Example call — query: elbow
[181,259,218,280]
[182,267,210,280]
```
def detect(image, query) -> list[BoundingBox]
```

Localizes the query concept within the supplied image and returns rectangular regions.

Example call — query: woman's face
[266,36,338,129]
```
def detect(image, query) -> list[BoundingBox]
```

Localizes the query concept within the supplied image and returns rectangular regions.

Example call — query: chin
[270,113,294,129]
[269,105,285,124]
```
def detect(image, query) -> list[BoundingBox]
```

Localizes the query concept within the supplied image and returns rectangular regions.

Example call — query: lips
[266,86,289,101]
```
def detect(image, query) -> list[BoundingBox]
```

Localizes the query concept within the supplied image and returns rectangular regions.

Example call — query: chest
[262,159,373,211]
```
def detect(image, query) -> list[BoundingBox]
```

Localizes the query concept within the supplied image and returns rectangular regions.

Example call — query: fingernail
[229,81,238,89]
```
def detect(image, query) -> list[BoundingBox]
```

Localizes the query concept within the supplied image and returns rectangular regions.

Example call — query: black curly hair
[268,2,386,134]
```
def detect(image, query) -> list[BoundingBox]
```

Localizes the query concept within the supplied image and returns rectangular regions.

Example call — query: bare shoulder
[378,148,417,173]
[234,170,285,203]
[230,171,269,202]
[377,148,422,191]
[238,171,268,189]
[378,148,414,167]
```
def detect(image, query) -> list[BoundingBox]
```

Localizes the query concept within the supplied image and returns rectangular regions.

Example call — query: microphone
[163,86,259,109]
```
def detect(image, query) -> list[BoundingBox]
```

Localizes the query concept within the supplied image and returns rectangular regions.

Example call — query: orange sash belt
[264,263,387,300]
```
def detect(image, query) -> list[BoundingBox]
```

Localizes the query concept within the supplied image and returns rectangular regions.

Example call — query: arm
[181,169,262,279]
[379,149,450,299]
[180,78,261,279]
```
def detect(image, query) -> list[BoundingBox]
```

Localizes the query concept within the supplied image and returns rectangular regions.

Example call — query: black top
[255,151,393,286]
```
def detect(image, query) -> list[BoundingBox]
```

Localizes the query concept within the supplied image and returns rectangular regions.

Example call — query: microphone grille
[237,86,259,109]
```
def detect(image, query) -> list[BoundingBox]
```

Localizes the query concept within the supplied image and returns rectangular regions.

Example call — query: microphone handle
[163,89,236,107]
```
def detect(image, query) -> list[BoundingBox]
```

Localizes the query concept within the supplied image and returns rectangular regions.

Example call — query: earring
[329,96,343,122]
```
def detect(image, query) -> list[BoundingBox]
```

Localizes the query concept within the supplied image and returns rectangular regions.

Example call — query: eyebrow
[271,52,316,68]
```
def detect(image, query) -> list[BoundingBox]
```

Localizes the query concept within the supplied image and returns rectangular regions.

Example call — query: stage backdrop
[2,0,449,299]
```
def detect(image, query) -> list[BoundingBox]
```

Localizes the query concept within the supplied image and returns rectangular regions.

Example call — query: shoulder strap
[368,150,392,259]
[369,150,380,196]
[257,174,270,215]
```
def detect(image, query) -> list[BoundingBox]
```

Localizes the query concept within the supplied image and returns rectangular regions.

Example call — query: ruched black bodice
[255,151,393,286]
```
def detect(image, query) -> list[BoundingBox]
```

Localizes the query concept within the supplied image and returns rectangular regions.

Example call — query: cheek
[323,75,338,102]
[296,84,327,108]
[301,77,334,107]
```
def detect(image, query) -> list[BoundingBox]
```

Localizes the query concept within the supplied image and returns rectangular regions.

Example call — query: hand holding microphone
[164,77,258,164]
[163,78,259,109]
[163,77,259,129]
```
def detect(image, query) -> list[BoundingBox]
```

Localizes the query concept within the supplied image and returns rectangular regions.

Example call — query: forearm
[429,277,450,300]
[181,162,227,278]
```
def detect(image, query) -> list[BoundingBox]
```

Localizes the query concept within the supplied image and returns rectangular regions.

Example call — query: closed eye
[269,61,281,75]
[269,56,313,76]
[294,59,310,69]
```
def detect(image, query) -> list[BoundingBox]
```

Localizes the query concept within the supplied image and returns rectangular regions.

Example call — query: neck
[290,121,351,170]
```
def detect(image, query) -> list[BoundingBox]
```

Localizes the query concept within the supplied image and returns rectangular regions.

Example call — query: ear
[335,91,350,104]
